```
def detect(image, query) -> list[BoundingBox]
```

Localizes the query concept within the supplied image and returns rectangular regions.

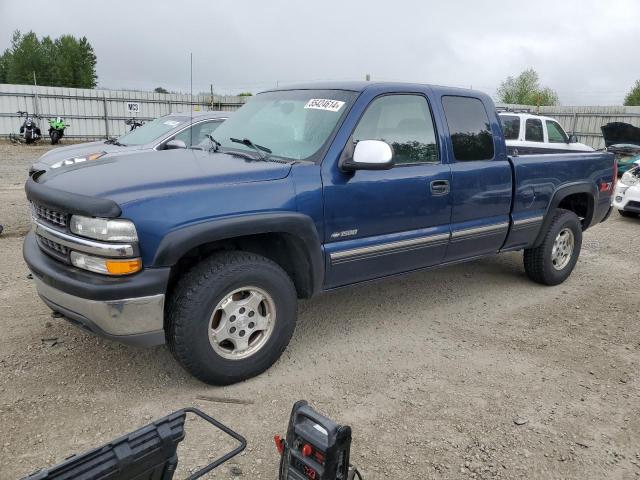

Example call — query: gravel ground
[0,142,638,479]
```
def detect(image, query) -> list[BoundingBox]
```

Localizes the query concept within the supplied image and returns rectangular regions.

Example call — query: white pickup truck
[499,112,593,155]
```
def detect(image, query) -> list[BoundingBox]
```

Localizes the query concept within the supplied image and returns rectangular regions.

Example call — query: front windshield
[212,89,358,161]
[117,115,189,146]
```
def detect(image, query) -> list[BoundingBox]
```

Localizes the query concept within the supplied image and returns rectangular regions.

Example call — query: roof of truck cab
[498,112,560,123]
[263,81,490,98]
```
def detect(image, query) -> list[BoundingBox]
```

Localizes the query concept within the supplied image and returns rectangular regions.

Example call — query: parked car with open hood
[601,122,640,175]
[613,159,640,217]
[28,111,228,174]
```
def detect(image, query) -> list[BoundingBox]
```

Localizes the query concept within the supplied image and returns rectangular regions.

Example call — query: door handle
[430,180,450,196]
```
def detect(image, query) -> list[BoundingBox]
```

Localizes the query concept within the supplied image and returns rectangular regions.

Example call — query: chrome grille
[38,236,69,255]
[32,203,68,228]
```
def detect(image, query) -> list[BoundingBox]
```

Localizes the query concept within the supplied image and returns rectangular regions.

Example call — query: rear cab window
[442,96,494,161]
[500,115,520,140]
[525,118,544,142]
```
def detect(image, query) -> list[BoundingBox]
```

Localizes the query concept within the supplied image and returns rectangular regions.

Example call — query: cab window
[442,96,494,161]
[500,115,520,140]
[525,118,543,142]
[546,120,569,143]
[353,94,439,164]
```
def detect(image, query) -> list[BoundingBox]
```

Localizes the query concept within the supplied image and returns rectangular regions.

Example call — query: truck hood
[34,149,293,207]
[33,140,141,168]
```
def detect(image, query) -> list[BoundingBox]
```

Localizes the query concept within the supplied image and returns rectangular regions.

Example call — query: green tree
[6,31,45,85]
[154,87,169,93]
[1,30,97,88]
[0,49,11,83]
[497,68,559,106]
[623,80,640,106]
[238,92,253,96]
[52,35,97,88]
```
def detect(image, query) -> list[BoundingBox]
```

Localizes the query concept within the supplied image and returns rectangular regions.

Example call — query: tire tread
[166,250,296,384]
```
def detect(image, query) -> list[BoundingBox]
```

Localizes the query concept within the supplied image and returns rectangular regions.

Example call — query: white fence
[0,83,248,139]
[1,83,639,148]
[497,103,640,149]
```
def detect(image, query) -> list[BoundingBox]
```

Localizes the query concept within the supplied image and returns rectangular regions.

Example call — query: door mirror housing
[341,140,394,171]
[165,139,187,150]
[568,134,579,143]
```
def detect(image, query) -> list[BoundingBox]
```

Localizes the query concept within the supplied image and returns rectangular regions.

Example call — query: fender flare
[532,182,597,247]
[152,212,324,296]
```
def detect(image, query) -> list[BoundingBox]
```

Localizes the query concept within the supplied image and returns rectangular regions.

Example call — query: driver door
[321,93,452,288]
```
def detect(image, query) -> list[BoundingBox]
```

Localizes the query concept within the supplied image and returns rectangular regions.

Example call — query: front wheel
[523,209,582,286]
[167,251,297,385]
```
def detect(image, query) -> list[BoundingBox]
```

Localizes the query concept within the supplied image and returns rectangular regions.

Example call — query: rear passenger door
[441,95,512,262]
[519,117,545,154]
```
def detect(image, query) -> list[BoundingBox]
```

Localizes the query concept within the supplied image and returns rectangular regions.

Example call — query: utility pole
[210,84,214,111]
[33,71,40,117]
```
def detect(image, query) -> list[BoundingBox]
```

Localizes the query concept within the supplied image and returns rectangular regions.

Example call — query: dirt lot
[0,142,638,479]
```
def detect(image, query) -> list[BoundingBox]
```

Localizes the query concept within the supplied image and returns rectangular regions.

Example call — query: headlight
[620,170,640,187]
[50,151,106,169]
[70,215,138,242]
[70,251,142,275]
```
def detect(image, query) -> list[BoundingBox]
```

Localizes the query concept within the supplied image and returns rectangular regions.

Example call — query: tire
[166,251,297,385]
[50,131,60,145]
[523,209,582,286]
[619,209,638,218]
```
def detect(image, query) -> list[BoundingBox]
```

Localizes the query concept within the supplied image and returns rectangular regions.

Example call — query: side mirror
[165,139,187,150]
[568,134,578,143]
[341,140,394,171]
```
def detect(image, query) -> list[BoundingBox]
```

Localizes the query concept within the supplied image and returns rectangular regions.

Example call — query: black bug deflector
[25,174,122,218]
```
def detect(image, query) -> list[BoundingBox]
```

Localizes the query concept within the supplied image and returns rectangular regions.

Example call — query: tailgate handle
[430,180,450,196]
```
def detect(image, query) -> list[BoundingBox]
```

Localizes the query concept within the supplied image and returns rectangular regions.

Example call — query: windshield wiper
[207,134,222,152]
[104,137,125,146]
[230,137,271,161]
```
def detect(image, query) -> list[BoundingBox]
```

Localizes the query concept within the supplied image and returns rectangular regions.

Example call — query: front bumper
[613,183,640,213]
[24,231,170,346]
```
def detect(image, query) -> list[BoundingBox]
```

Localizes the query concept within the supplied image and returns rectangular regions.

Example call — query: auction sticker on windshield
[304,98,345,112]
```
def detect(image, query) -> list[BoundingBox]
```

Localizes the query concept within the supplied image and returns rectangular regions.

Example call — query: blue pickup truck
[24,82,615,384]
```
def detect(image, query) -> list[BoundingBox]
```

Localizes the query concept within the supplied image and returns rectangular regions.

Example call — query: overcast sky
[1,0,638,105]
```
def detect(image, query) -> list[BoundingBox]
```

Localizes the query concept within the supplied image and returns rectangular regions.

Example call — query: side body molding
[152,212,325,296]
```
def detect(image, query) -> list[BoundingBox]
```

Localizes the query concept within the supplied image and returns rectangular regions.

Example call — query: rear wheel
[619,209,638,218]
[523,209,582,286]
[167,251,297,385]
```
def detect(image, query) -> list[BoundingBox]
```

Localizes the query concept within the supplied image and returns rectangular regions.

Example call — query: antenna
[190,52,193,147]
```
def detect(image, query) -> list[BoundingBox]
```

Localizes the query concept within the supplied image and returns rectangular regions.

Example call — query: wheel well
[166,232,315,301]
[557,192,594,228]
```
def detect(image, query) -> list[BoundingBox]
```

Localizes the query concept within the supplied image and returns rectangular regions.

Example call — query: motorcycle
[48,117,69,145]
[14,111,42,144]
[124,117,144,131]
